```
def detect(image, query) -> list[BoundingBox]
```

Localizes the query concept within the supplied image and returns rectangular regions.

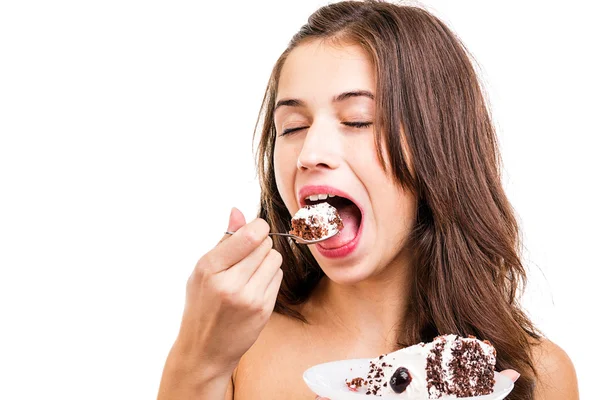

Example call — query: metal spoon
[224,228,339,245]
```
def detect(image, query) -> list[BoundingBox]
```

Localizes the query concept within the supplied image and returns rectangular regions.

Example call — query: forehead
[277,40,375,101]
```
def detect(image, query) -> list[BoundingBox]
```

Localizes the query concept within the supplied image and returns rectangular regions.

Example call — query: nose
[296,120,341,171]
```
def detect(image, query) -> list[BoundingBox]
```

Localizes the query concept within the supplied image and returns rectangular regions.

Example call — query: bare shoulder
[531,337,579,399]
[234,312,295,376]
[233,311,314,400]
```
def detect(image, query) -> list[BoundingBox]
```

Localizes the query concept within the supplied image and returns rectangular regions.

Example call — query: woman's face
[273,40,417,284]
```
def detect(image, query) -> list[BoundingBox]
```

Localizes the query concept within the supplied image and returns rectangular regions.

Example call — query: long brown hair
[254,1,540,398]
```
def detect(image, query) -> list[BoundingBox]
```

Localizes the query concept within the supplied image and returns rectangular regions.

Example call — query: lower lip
[315,219,363,259]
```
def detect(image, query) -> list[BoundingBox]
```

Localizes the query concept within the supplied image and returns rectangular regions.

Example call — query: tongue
[319,200,361,249]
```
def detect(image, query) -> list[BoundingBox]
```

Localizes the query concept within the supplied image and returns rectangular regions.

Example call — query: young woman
[157,1,578,399]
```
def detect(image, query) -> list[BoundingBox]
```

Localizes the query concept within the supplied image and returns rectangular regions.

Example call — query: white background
[0,1,597,399]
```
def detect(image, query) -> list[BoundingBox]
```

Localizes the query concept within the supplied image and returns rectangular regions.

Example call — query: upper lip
[297,185,363,214]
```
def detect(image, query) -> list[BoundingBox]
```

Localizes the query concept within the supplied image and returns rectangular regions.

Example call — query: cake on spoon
[289,202,343,241]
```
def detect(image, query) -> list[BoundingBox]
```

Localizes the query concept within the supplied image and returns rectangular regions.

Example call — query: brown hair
[255,1,540,398]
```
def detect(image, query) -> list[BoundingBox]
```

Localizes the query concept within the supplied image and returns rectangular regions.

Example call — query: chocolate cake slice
[425,335,495,398]
[290,203,343,241]
[346,334,496,398]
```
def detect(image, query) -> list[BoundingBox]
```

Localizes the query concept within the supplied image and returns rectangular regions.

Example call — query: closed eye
[279,121,372,137]
[343,121,372,129]
[280,126,308,136]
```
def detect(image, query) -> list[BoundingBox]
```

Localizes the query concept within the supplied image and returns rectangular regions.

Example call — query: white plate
[303,358,514,400]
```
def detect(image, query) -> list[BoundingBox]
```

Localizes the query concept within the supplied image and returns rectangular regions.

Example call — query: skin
[273,39,417,290]
[157,39,579,400]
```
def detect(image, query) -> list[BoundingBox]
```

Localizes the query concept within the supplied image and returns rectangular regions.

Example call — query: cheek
[273,140,298,210]
[353,140,416,236]
[372,185,417,258]
[349,136,388,195]
[383,185,417,248]
[388,190,417,235]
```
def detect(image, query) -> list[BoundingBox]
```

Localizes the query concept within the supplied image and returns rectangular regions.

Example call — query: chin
[316,257,376,285]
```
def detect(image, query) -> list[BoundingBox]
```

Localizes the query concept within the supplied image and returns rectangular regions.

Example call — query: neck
[305,250,413,354]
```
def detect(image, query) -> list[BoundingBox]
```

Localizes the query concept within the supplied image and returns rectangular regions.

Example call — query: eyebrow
[274,90,374,112]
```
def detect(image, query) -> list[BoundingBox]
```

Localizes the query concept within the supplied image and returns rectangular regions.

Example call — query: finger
[217,207,247,244]
[207,218,270,273]
[263,265,283,311]
[221,236,273,284]
[499,369,520,382]
[247,249,283,294]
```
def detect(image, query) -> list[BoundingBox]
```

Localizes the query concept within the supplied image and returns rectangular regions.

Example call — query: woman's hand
[314,369,521,400]
[177,207,283,373]
[158,208,283,398]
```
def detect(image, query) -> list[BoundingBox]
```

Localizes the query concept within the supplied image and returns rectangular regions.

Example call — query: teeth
[305,193,337,202]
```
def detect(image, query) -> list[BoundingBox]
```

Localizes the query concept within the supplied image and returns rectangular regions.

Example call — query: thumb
[218,207,247,244]
[227,207,247,232]
[499,369,520,382]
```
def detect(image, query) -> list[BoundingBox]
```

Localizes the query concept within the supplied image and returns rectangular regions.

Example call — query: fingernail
[514,372,521,382]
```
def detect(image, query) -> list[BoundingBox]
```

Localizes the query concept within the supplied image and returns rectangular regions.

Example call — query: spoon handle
[224,231,296,239]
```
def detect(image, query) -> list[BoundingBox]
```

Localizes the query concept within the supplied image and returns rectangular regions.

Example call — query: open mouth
[302,193,363,249]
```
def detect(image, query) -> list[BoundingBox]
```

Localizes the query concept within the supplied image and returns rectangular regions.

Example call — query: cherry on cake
[289,203,343,241]
[345,334,497,398]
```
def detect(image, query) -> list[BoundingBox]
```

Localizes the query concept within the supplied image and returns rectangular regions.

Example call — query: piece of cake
[289,202,343,241]
[345,334,496,398]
